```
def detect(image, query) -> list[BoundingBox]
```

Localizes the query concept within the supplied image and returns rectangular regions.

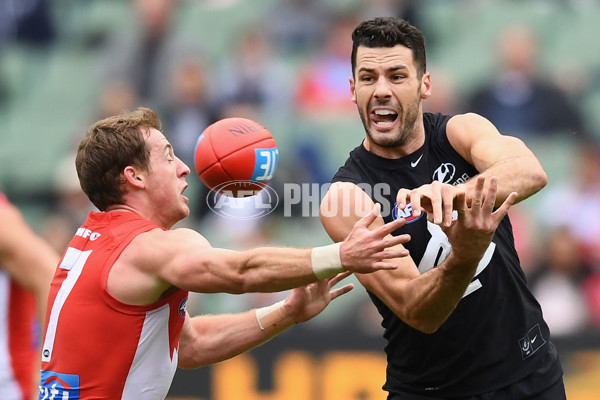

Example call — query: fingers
[453,176,517,230]
[482,177,498,211]
[397,183,463,227]
[440,184,455,227]
[372,261,400,270]
[396,189,410,210]
[471,176,486,208]
[374,215,406,236]
[329,284,354,301]
[375,248,409,260]
[328,271,352,287]
[409,188,423,218]
[453,190,467,218]
[384,234,411,250]
[354,203,381,229]
[428,180,442,223]
[492,191,517,219]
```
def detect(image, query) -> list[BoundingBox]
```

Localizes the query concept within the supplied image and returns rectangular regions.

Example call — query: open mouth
[371,109,398,129]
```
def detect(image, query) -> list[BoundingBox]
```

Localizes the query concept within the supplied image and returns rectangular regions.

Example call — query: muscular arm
[0,201,58,322]
[177,274,353,368]
[398,114,547,227]
[151,222,406,295]
[163,238,332,294]
[321,180,514,333]
[177,310,272,368]
[0,201,59,399]
[107,208,410,305]
[447,113,547,204]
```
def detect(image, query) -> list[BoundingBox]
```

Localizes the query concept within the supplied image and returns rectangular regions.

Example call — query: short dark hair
[76,107,161,211]
[351,17,426,78]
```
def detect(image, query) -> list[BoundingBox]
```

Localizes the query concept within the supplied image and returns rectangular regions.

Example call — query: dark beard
[359,90,421,148]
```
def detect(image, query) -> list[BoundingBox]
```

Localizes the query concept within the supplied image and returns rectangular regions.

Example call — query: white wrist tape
[311,242,343,280]
[255,300,295,332]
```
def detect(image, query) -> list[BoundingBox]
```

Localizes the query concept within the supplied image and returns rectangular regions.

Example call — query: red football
[193,117,279,197]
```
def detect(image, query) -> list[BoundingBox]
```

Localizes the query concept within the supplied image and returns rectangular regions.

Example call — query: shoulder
[321,181,374,242]
[127,228,211,267]
[332,144,365,184]
[447,112,499,135]
[446,113,501,154]
[423,112,452,130]
[108,227,212,301]
[324,181,363,197]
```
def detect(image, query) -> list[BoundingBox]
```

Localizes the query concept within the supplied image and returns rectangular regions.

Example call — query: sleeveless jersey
[332,113,561,397]
[0,193,37,400]
[39,212,189,400]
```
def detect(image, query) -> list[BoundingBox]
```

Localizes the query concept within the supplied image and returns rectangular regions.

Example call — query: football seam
[206,132,235,181]
[203,136,275,181]
[197,133,274,175]
[220,138,276,181]
[213,135,275,161]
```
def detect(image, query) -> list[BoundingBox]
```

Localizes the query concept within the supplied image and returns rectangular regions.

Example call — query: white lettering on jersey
[75,228,101,241]
[418,221,495,298]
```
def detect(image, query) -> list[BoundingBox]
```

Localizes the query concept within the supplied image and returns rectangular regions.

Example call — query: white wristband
[255,300,295,332]
[311,242,344,280]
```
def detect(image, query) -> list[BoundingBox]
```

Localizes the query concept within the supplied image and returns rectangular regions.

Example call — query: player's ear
[349,77,357,104]
[123,166,145,189]
[420,72,432,99]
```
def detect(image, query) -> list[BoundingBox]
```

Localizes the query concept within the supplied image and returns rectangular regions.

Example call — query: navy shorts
[387,376,565,400]
[387,348,565,400]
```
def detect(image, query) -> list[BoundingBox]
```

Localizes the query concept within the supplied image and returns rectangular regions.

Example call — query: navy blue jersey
[332,113,561,397]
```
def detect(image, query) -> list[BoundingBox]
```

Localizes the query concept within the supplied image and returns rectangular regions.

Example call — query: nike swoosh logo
[411,154,423,167]
[531,335,537,343]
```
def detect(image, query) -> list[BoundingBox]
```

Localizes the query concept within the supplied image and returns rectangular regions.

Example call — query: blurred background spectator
[0,0,56,47]
[160,57,220,223]
[95,80,139,120]
[295,13,359,117]
[464,24,590,142]
[216,25,294,119]
[100,0,205,111]
[527,226,595,338]
[536,140,600,266]
[263,0,332,56]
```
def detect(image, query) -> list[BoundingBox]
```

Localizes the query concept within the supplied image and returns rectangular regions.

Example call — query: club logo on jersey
[518,324,546,360]
[392,202,423,224]
[432,163,456,183]
[178,298,188,318]
[40,370,80,399]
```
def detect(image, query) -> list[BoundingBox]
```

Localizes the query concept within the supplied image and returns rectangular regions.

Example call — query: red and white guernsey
[1,192,38,400]
[39,212,188,399]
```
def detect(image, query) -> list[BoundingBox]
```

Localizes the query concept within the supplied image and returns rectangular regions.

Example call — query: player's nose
[178,158,191,177]
[373,77,392,99]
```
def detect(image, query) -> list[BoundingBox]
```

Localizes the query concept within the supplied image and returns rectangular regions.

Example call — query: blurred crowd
[1,0,600,345]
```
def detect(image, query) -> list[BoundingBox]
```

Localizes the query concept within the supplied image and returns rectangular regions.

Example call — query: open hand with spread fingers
[340,203,411,274]
[440,176,517,263]
[284,271,354,323]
